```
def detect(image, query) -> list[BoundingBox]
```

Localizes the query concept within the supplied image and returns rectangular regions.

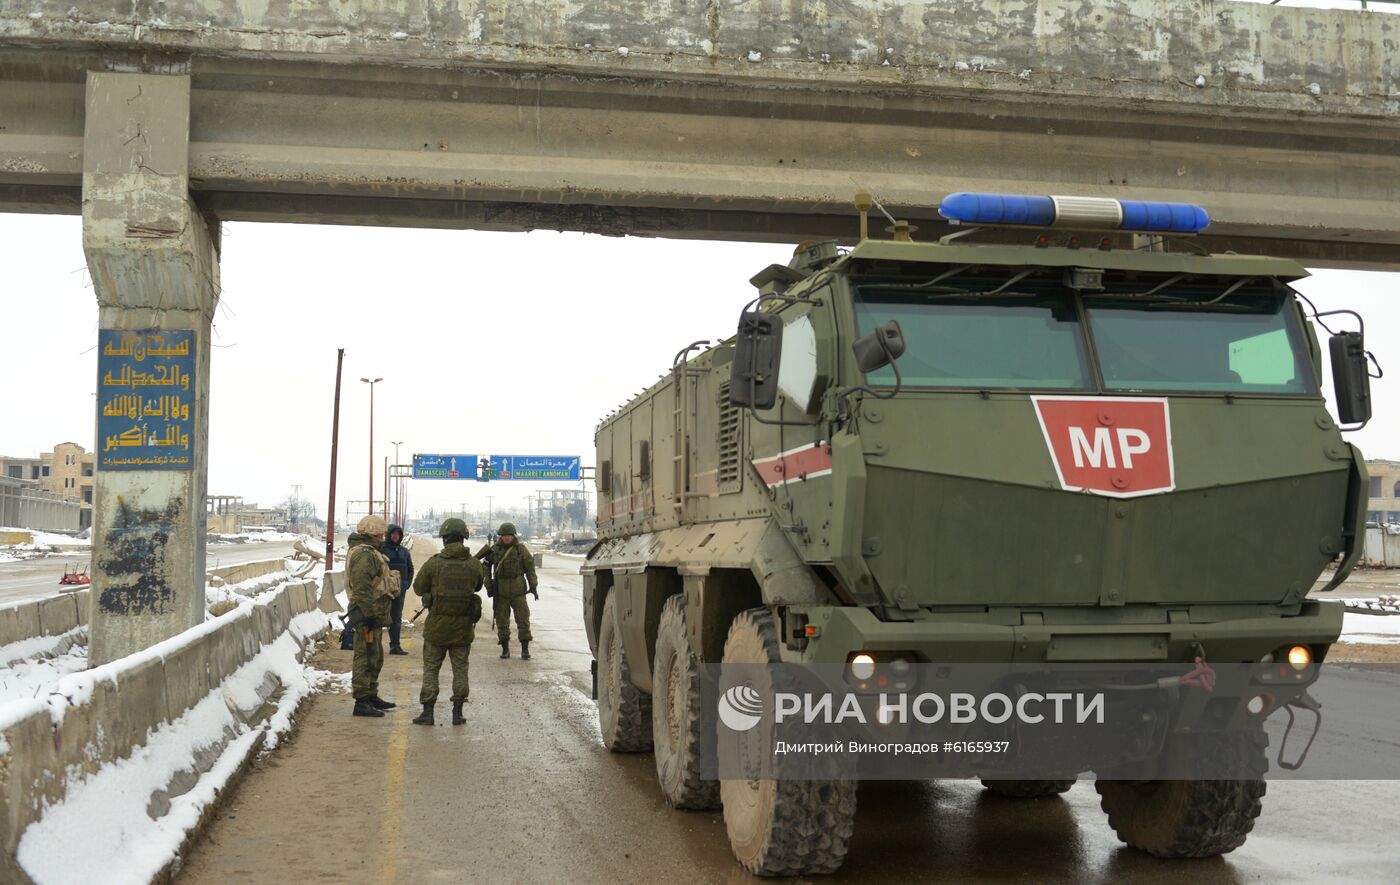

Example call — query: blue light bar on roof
[939,192,1210,234]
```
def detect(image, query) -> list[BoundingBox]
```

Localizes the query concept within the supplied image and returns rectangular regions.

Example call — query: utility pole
[487,495,494,531]
[326,349,345,569]
[360,376,382,519]
[291,483,302,530]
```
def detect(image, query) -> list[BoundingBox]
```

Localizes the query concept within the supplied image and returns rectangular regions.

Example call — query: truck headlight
[850,653,876,681]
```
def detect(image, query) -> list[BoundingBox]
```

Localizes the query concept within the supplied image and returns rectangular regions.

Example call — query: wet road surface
[179,556,1400,884]
[0,540,300,606]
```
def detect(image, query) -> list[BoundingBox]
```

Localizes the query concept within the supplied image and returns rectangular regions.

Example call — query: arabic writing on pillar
[98,330,196,468]
[101,333,192,362]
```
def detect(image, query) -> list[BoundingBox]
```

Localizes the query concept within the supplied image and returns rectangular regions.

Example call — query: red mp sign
[1032,396,1175,498]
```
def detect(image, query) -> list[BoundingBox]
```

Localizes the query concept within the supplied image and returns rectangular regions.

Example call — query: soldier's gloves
[530,587,539,600]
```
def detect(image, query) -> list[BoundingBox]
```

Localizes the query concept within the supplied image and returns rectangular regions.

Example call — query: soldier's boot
[412,703,434,726]
[521,641,531,660]
[452,702,466,725]
[500,641,510,659]
[353,698,385,718]
[368,695,396,710]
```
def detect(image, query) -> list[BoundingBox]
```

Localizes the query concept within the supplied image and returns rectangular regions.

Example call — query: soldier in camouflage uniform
[477,522,538,660]
[410,518,485,726]
[347,515,399,717]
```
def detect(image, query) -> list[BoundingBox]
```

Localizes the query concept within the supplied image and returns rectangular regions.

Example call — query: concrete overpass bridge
[0,0,1397,661]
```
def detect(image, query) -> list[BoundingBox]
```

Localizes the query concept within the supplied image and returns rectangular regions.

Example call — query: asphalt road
[0,540,301,606]
[179,555,1400,885]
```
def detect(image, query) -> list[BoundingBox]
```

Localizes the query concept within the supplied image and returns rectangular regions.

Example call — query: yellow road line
[378,668,411,884]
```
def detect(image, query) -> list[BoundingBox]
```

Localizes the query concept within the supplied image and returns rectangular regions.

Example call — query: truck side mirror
[1329,331,1372,427]
[853,320,907,374]
[730,311,783,409]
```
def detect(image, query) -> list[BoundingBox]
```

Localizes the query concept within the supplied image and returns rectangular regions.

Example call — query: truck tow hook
[1278,690,1322,771]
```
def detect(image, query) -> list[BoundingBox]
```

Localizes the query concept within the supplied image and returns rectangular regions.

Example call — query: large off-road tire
[1095,730,1268,858]
[720,608,857,876]
[652,595,721,809]
[597,592,652,753]
[980,779,1076,798]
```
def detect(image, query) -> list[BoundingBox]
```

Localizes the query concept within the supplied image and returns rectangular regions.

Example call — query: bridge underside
[2,3,1399,270]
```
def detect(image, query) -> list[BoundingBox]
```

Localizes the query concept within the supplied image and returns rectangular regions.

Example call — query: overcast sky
[2,214,1396,525]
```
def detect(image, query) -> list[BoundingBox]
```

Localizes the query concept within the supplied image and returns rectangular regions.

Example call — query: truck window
[853,290,1092,390]
[1086,293,1315,395]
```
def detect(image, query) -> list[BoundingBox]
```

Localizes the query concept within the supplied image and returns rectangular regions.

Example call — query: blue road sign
[502,455,581,481]
[412,454,580,481]
[412,453,478,480]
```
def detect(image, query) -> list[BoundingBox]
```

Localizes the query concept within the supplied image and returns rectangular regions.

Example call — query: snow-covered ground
[0,527,89,547]
[0,629,87,705]
[1339,600,1400,644]
[15,607,341,885]
[0,527,90,563]
[209,530,305,544]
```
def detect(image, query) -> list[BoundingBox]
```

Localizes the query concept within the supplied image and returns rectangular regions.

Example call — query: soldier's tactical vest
[349,544,393,597]
[434,558,475,617]
[494,544,524,579]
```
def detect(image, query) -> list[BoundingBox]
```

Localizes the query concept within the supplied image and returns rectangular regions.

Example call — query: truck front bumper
[791,601,1344,665]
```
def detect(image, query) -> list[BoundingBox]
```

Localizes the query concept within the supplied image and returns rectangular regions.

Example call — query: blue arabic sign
[412,454,580,481]
[500,455,581,481]
[412,454,477,479]
[97,329,196,471]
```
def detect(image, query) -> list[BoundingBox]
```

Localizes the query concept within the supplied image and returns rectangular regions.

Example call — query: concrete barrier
[35,594,79,638]
[318,569,346,613]
[0,604,42,651]
[0,574,328,881]
[207,557,288,587]
[0,590,86,653]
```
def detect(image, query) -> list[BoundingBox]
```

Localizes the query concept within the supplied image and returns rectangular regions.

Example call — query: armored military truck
[581,193,1372,875]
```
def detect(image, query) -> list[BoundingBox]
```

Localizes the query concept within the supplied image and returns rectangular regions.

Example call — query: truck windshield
[853,283,1316,395]
[853,291,1091,390]
[1086,294,1316,395]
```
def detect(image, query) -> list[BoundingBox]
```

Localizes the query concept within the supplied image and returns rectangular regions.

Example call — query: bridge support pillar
[82,71,219,666]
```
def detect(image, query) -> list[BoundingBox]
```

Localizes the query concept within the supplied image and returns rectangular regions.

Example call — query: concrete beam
[1,2,1397,267]
[83,71,218,666]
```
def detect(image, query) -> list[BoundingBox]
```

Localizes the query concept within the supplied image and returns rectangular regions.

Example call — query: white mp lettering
[1069,426,1115,469]
[1116,428,1151,469]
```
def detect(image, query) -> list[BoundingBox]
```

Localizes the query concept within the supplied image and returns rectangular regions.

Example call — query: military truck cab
[582,193,1372,875]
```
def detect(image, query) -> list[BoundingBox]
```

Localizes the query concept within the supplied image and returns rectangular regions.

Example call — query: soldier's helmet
[357,514,388,536]
[439,517,468,539]
[498,522,517,537]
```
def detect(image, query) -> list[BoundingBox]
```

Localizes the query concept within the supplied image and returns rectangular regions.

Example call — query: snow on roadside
[0,527,89,547]
[209,530,304,544]
[16,608,340,885]
[0,636,87,705]
[1340,603,1400,645]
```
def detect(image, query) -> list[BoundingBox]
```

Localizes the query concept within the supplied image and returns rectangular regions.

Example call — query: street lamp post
[391,440,404,525]
[360,377,382,520]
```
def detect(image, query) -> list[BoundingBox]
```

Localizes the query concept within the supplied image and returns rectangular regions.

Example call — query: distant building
[1366,459,1400,525]
[206,496,289,534]
[0,442,95,528]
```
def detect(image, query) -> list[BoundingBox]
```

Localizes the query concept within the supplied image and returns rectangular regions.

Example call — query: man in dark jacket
[381,524,415,655]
